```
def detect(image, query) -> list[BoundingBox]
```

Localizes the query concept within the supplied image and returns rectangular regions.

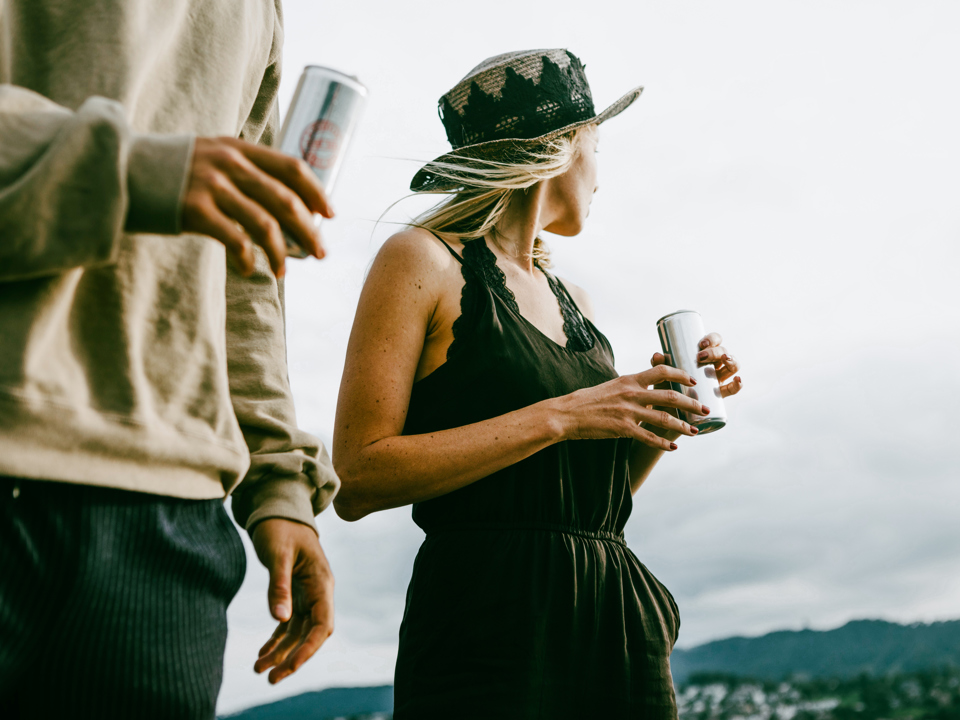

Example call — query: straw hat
[411,48,642,192]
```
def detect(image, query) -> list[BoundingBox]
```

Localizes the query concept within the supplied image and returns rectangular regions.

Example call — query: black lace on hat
[411,49,642,192]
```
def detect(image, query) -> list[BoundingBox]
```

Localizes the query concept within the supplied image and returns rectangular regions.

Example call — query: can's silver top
[303,65,368,95]
[656,309,700,325]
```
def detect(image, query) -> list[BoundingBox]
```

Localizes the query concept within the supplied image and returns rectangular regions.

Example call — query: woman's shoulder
[374,227,465,274]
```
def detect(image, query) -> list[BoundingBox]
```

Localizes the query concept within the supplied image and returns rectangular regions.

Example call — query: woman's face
[542,125,599,237]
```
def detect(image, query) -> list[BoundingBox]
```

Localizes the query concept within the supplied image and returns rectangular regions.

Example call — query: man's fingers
[214,182,288,277]
[257,620,289,659]
[255,621,304,675]
[268,622,334,684]
[230,161,323,260]
[240,144,334,218]
[266,549,294,622]
[183,197,256,275]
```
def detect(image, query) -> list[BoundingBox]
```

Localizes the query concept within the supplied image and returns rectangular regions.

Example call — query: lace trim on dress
[447,237,595,358]
[447,271,478,361]
[464,236,522,314]
[543,272,596,352]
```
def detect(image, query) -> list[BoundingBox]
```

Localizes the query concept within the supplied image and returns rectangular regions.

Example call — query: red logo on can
[299,120,342,170]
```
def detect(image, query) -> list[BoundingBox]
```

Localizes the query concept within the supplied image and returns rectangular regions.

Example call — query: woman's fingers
[646,386,709,421]
[716,353,740,383]
[649,352,667,367]
[634,364,695,389]
[697,345,727,366]
[635,406,700,437]
[699,332,723,349]
[720,375,744,398]
[631,425,679,452]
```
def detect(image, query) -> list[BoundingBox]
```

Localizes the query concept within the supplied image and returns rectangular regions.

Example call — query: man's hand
[251,518,335,684]
[182,137,335,278]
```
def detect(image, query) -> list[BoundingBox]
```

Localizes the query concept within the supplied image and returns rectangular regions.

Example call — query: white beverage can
[656,310,727,434]
[276,65,367,257]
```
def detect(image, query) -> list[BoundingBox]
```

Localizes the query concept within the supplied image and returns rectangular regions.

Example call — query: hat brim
[410,86,643,192]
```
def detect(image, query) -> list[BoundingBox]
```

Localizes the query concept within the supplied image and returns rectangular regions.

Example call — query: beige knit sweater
[0,0,339,530]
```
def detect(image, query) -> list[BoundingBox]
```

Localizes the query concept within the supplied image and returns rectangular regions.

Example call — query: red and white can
[276,65,367,257]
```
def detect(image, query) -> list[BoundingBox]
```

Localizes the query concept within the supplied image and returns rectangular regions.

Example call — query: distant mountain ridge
[221,685,392,720]
[671,619,960,684]
[221,619,960,718]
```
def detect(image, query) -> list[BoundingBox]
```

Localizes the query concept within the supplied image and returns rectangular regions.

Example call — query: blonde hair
[411,125,594,266]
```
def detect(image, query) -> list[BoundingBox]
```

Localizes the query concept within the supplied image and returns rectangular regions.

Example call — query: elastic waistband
[423,521,626,546]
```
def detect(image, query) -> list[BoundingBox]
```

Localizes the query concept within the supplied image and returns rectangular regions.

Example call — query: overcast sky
[218,0,960,714]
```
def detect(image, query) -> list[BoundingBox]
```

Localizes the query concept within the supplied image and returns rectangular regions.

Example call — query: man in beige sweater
[0,1,342,717]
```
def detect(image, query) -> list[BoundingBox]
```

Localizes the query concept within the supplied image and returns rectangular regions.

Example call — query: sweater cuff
[236,477,320,536]
[124,134,194,235]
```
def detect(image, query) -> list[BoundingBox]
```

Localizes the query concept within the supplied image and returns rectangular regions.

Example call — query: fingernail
[699,339,709,349]
[736,376,742,383]
[697,351,707,361]
[690,426,699,435]
[273,604,289,619]
[690,377,697,385]
[701,405,710,414]
[669,443,678,451]
[722,354,730,362]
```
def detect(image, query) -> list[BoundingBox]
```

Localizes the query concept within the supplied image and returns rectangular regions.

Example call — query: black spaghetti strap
[429,231,464,265]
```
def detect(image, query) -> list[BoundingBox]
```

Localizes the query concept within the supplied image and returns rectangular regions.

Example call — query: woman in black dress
[332,49,743,719]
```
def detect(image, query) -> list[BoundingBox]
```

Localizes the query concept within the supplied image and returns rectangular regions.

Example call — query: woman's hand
[555,364,710,452]
[694,331,743,399]
[645,331,743,430]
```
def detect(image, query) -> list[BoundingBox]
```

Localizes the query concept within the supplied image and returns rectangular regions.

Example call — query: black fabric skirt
[393,524,680,720]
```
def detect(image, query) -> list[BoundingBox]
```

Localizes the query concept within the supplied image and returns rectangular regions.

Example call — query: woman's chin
[544,218,587,237]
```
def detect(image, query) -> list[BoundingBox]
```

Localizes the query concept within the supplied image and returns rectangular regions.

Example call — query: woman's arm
[560,280,744,495]
[628,343,744,494]
[562,280,672,489]
[332,234,704,521]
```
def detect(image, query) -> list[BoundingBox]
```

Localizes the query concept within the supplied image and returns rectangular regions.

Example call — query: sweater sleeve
[0,85,193,283]
[225,248,341,534]
[224,0,338,534]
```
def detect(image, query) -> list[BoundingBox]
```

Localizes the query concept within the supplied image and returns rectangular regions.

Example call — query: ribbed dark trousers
[0,476,246,720]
